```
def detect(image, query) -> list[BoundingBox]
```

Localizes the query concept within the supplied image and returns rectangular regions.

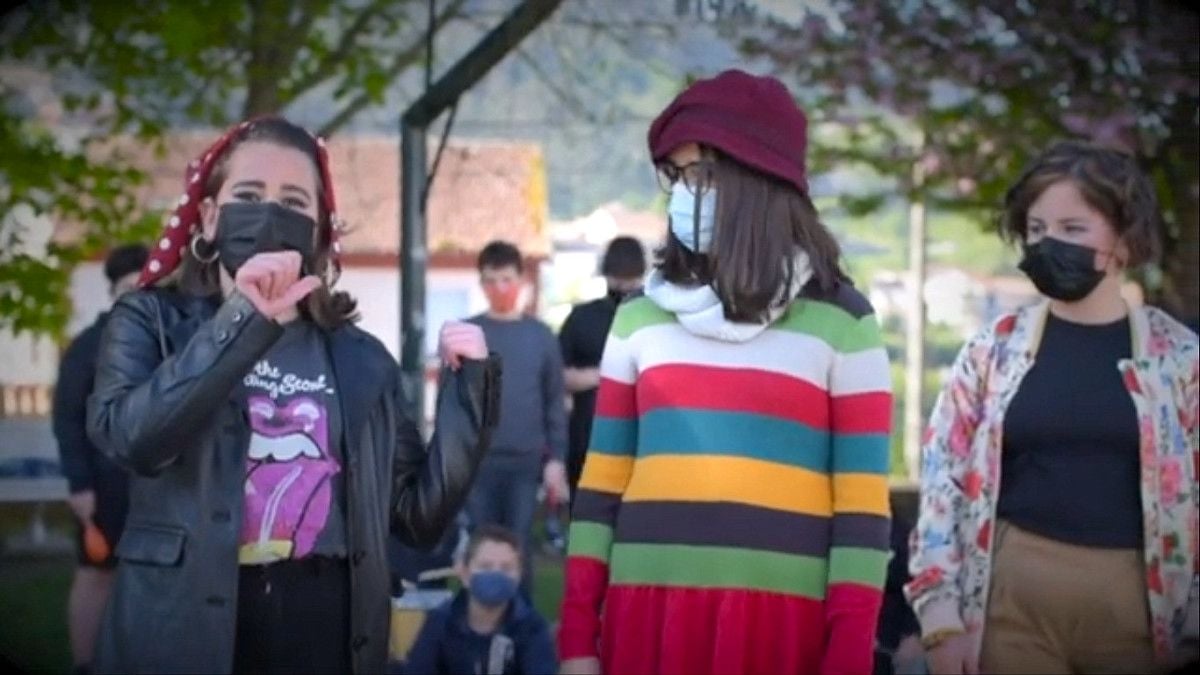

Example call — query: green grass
[1,504,75,674]
[0,504,566,674]
[531,554,564,624]
[0,555,74,674]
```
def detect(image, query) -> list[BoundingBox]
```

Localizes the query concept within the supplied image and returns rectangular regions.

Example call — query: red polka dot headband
[137,116,344,288]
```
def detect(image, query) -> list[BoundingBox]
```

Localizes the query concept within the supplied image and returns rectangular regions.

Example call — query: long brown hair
[176,118,358,329]
[657,149,845,323]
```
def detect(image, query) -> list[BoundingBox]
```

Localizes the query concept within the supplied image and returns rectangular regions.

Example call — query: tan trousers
[981,520,1158,674]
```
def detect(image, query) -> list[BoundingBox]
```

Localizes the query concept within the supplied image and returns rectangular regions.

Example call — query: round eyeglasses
[655,159,715,195]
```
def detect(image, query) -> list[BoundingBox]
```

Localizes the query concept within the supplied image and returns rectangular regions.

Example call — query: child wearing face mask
[909,141,1199,675]
[403,525,556,675]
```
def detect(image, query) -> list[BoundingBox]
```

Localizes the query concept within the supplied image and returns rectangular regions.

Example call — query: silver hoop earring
[323,262,341,288]
[190,234,219,264]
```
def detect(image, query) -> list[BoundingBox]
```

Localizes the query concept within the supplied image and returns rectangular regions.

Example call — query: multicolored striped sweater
[559,279,893,674]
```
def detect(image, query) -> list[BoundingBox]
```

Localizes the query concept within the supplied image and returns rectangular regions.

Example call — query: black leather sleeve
[86,291,283,476]
[390,353,501,547]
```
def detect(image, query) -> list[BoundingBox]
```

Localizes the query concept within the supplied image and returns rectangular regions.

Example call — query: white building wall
[338,267,487,360]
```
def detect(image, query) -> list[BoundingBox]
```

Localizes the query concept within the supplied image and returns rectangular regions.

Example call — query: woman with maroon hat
[559,70,893,674]
[85,117,500,674]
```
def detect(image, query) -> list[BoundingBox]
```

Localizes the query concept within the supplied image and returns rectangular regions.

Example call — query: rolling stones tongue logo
[238,395,340,564]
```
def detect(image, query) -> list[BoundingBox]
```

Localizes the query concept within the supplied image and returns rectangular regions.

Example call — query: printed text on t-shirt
[244,359,336,400]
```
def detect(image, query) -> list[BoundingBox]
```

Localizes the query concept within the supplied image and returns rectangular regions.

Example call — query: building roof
[331,135,550,258]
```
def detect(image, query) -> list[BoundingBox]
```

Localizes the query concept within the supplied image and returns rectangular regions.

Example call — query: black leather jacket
[86,288,499,674]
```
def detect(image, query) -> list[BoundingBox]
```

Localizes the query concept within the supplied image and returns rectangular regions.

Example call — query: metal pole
[902,140,927,481]
[403,0,564,128]
[398,0,564,427]
[400,120,428,431]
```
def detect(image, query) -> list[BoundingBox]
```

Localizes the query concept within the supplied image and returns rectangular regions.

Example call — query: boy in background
[404,525,556,675]
[465,241,569,590]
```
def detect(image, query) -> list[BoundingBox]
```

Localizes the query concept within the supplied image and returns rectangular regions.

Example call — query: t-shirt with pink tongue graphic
[237,322,346,565]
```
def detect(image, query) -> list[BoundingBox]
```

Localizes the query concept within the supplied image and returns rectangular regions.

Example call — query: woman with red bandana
[86,117,500,674]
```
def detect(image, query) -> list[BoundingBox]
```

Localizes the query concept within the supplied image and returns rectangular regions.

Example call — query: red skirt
[599,585,827,675]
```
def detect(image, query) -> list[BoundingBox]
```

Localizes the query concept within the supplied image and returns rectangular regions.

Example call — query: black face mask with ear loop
[606,284,642,305]
[214,202,317,278]
[1018,237,1106,302]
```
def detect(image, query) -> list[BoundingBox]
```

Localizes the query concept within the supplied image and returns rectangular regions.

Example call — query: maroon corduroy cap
[648,69,809,195]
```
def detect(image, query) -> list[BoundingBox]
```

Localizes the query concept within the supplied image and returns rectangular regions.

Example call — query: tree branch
[454,9,675,33]
[585,18,677,81]
[184,48,241,123]
[457,13,598,122]
[286,0,392,100]
[281,2,323,73]
[510,45,592,120]
[315,0,467,136]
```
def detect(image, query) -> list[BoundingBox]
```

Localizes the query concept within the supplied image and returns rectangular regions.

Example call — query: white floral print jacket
[906,300,1199,665]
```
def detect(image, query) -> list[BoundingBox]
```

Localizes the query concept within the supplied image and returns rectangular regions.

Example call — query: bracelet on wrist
[921,627,965,650]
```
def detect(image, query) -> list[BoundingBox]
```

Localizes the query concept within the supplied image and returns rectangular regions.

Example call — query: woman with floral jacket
[907,141,1198,674]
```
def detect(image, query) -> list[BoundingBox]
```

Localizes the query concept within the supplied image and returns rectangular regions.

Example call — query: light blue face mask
[668,183,716,253]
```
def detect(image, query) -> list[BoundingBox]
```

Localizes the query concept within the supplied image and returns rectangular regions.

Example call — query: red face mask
[483,283,521,314]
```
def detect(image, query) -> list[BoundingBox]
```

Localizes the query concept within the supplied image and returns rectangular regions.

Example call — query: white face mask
[668,183,716,253]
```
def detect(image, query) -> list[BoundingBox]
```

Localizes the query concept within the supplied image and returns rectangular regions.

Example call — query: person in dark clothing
[53,243,147,674]
[558,237,646,497]
[465,241,569,591]
[404,525,556,675]
[85,117,499,675]
[874,512,924,675]
[388,514,463,595]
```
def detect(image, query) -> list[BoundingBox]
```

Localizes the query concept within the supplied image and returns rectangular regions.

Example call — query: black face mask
[215,202,316,278]
[1018,237,1106,302]
[607,284,641,305]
